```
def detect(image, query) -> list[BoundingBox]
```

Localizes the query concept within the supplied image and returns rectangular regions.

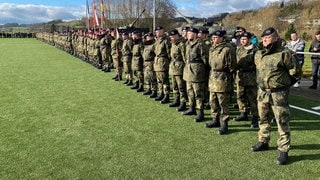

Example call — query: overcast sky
[0,0,284,24]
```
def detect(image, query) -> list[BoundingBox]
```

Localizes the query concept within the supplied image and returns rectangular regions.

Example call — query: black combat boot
[104,67,110,72]
[205,116,220,128]
[169,98,180,107]
[194,109,204,122]
[136,84,144,92]
[276,152,288,165]
[149,91,157,98]
[234,112,248,121]
[123,79,129,85]
[130,81,139,89]
[143,89,152,95]
[155,93,164,101]
[250,115,259,128]
[218,121,228,135]
[182,106,196,115]
[160,94,169,104]
[112,74,118,80]
[176,102,186,112]
[204,102,211,110]
[115,75,122,81]
[126,80,133,86]
[251,142,269,152]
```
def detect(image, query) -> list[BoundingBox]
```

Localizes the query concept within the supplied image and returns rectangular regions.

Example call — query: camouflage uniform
[183,37,207,110]
[254,39,301,152]
[154,34,171,100]
[143,38,157,94]
[93,35,102,68]
[132,37,144,90]
[169,36,187,106]
[208,41,236,124]
[236,44,258,119]
[111,35,123,80]
[121,36,133,83]
[100,33,112,71]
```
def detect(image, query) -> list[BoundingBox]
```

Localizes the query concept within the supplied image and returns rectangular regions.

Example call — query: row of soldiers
[36,25,301,165]
[35,26,264,135]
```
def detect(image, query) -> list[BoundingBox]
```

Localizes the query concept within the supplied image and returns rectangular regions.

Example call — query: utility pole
[153,0,156,31]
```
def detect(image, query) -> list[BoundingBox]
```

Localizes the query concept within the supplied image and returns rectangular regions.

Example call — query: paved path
[290,78,320,100]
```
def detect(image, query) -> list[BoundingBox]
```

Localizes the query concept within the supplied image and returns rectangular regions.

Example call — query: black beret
[211,30,226,37]
[155,26,163,31]
[145,32,154,37]
[132,30,141,36]
[182,26,190,31]
[122,32,129,36]
[261,27,276,37]
[315,30,320,35]
[188,27,199,34]
[240,32,252,39]
[168,29,179,36]
[198,28,209,34]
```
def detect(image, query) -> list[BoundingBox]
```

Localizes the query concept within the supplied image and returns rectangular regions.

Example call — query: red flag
[93,0,99,27]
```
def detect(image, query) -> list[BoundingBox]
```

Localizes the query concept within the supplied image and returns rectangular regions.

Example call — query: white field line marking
[311,106,320,110]
[290,105,320,116]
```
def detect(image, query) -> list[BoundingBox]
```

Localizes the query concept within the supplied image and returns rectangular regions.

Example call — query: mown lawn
[0,39,319,179]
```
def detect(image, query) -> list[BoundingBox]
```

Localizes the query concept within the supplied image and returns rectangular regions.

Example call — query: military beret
[168,29,179,36]
[315,30,320,35]
[261,27,276,37]
[122,32,129,36]
[211,30,226,37]
[188,27,199,34]
[145,32,154,37]
[182,26,190,31]
[240,32,252,39]
[155,26,164,31]
[198,28,209,34]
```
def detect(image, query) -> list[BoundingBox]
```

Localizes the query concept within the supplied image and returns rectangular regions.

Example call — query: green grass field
[0,39,319,179]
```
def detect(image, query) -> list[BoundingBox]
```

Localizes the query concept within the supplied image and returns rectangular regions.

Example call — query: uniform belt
[188,58,202,63]
[239,69,256,72]
[144,59,154,62]
[260,86,288,92]
[213,68,227,72]
[173,58,183,62]
[157,55,167,58]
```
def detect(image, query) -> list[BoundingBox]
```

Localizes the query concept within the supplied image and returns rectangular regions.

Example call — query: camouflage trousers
[155,71,170,95]
[171,75,187,103]
[144,70,157,91]
[133,70,144,85]
[236,83,258,116]
[257,88,291,152]
[186,82,205,110]
[122,60,132,80]
[112,56,122,75]
[209,91,230,122]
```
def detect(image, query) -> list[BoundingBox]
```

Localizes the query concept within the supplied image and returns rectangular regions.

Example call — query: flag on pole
[86,0,90,30]
[93,0,99,27]
[100,0,105,28]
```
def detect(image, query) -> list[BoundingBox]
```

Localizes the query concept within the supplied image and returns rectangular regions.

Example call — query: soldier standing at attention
[233,32,259,128]
[142,33,157,97]
[121,32,134,86]
[205,30,236,134]
[153,26,171,104]
[182,27,207,122]
[100,30,112,72]
[168,29,187,111]
[110,28,123,81]
[131,30,145,92]
[251,27,301,165]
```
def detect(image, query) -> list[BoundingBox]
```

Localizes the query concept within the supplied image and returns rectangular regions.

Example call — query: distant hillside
[221,0,320,40]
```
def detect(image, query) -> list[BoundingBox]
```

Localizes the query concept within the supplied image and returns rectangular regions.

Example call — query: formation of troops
[36,25,302,165]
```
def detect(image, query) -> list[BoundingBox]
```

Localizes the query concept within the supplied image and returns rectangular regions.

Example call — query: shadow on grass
[287,144,320,164]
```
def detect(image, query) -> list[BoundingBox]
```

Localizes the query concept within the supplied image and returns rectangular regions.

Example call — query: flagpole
[153,0,156,32]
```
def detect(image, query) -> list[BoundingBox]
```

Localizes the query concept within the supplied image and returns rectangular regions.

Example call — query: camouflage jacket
[208,41,236,92]
[236,44,258,86]
[254,40,302,90]
[183,37,207,82]
[132,39,144,71]
[121,38,133,63]
[169,38,186,75]
[143,40,155,71]
[154,35,171,71]
[111,36,123,57]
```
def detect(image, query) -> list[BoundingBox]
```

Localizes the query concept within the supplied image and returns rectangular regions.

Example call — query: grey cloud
[0,3,84,24]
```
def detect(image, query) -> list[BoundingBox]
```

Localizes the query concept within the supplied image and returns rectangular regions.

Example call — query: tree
[284,23,296,40]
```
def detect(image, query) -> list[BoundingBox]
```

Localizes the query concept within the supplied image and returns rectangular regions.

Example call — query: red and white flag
[93,0,99,27]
